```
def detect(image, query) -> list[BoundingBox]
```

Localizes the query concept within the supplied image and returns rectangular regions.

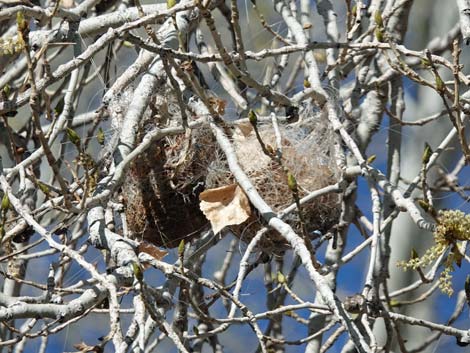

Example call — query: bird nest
[122,108,341,250]
[122,127,215,248]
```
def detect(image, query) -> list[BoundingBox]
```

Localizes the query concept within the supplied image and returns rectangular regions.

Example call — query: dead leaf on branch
[138,241,168,261]
[73,342,103,353]
[208,97,226,116]
[199,184,252,234]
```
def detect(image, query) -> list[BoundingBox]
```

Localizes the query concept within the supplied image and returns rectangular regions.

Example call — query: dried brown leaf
[138,241,168,260]
[208,97,226,115]
[199,184,251,234]
[73,342,103,353]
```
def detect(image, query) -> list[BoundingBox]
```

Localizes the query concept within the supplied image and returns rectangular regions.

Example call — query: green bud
[97,127,105,145]
[375,28,384,42]
[54,97,64,117]
[374,10,383,28]
[276,271,286,284]
[351,5,357,16]
[3,84,10,97]
[122,41,134,48]
[178,239,185,256]
[435,74,445,92]
[0,225,4,239]
[167,0,177,9]
[16,11,24,26]
[66,127,81,147]
[37,181,50,196]
[132,261,144,282]
[418,199,430,211]
[248,110,257,126]
[287,172,298,193]
[410,248,419,259]
[303,79,311,88]
[417,199,437,218]
[422,143,433,164]
[420,58,431,68]
[1,194,10,211]
[366,154,376,164]
[16,11,28,33]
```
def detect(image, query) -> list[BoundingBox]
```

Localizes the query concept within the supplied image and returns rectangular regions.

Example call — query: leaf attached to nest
[199,184,251,234]
[138,241,168,260]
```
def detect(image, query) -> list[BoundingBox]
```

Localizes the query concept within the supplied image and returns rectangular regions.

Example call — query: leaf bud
[248,110,257,126]
[287,172,298,193]
[1,194,10,211]
[374,10,383,28]
[66,128,81,147]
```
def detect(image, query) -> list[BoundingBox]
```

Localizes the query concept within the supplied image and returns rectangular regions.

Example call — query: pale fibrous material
[204,115,342,249]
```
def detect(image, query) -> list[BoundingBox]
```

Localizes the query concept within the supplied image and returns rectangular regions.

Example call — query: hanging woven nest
[118,87,219,248]
[122,127,218,248]
[118,85,341,250]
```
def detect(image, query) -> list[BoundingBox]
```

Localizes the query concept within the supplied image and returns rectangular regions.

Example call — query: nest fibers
[206,117,342,251]
[120,95,341,249]
[119,89,214,248]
